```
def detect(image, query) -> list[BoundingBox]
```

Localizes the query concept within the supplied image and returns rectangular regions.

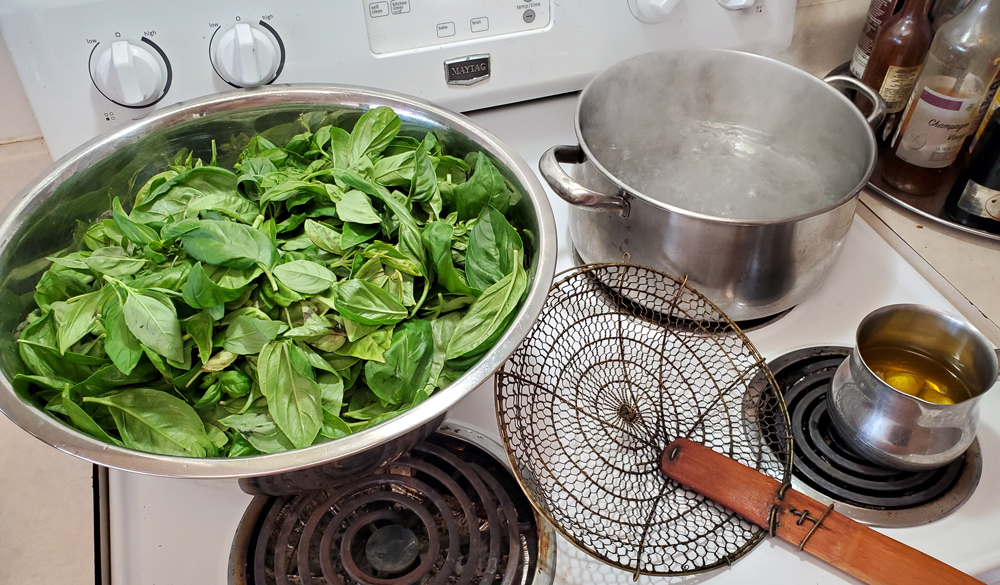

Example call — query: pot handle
[539,145,630,218]
[823,75,887,131]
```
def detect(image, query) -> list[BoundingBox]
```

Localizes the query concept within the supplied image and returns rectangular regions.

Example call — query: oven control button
[627,0,681,23]
[211,22,282,87]
[90,40,167,107]
[717,0,755,10]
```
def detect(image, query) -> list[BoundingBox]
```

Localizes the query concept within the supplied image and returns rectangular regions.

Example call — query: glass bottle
[882,0,1000,195]
[851,0,906,79]
[930,0,971,31]
[858,0,934,145]
[945,111,1000,233]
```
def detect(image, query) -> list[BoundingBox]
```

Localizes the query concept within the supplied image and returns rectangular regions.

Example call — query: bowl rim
[0,84,557,479]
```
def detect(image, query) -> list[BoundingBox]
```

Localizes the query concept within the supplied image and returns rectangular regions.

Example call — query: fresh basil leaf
[130,263,191,291]
[334,279,407,325]
[362,242,422,276]
[332,326,393,363]
[318,370,345,415]
[186,192,260,224]
[62,391,125,447]
[85,388,216,457]
[347,106,401,163]
[364,319,433,405]
[465,206,523,290]
[424,312,462,395]
[181,262,247,309]
[340,222,379,249]
[222,314,286,355]
[54,290,107,355]
[373,151,414,186]
[123,288,184,363]
[180,219,277,271]
[274,260,336,294]
[409,140,442,219]
[319,411,352,439]
[421,222,479,296]
[104,296,142,375]
[185,310,215,364]
[445,252,527,360]
[257,340,322,449]
[132,167,239,226]
[112,197,159,246]
[201,350,239,372]
[451,153,510,220]
[336,190,381,225]
[304,219,344,254]
[218,412,294,454]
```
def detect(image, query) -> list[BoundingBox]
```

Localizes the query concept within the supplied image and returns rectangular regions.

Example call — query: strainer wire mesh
[495,263,793,577]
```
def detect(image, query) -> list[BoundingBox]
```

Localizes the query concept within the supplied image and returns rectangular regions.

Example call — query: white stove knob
[717,0,756,10]
[212,23,281,87]
[628,0,682,23]
[91,40,166,107]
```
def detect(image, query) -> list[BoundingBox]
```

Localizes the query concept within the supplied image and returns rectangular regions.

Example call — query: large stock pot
[0,85,556,495]
[540,49,884,320]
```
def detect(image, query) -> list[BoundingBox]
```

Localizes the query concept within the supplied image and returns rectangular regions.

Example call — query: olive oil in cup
[829,304,999,470]
[862,346,973,405]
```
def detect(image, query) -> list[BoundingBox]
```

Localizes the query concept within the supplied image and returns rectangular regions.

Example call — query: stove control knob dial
[717,0,756,10]
[212,23,281,87]
[91,40,167,107]
[628,0,681,23]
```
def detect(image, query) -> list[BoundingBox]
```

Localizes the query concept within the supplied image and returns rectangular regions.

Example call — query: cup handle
[539,145,630,218]
[823,75,887,131]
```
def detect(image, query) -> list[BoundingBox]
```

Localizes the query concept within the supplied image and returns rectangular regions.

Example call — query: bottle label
[893,85,981,169]
[956,180,1000,220]
[850,46,870,79]
[880,65,922,113]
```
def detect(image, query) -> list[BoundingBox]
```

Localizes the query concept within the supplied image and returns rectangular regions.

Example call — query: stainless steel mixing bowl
[0,85,556,494]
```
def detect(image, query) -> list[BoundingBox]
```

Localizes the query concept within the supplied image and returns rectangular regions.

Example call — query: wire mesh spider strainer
[495,262,793,577]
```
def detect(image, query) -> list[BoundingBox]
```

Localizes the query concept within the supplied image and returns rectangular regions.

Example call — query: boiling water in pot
[609,120,840,221]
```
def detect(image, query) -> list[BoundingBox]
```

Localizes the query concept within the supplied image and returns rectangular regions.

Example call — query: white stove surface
[108,94,1000,585]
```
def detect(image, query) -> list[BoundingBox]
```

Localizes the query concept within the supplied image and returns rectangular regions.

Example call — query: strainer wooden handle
[660,438,983,585]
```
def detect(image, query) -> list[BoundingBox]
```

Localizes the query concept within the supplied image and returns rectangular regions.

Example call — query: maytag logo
[444,55,491,86]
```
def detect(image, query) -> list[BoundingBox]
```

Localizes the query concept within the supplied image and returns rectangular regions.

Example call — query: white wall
[0,0,870,146]
[0,33,42,143]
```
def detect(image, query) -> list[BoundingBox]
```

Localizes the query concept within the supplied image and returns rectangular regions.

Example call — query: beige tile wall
[776,0,872,76]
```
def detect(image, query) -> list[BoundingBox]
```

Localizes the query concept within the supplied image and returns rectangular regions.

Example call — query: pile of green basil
[14,106,529,457]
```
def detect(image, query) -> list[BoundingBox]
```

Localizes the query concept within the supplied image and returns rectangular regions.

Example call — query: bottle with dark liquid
[858,0,934,145]
[851,0,906,79]
[945,109,1000,234]
[881,0,1000,195]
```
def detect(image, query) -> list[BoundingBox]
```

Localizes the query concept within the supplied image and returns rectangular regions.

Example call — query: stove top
[757,347,982,528]
[228,424,555,585]
[104,94,1000,585]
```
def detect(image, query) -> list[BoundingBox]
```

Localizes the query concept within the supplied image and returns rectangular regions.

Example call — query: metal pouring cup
[829,304,999,471]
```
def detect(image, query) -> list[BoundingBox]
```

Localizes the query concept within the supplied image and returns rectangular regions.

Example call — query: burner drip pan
[756,347,982,528]
[229,424,556,585]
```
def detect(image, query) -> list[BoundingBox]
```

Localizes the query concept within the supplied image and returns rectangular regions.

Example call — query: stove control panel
[0,0,794,159]
[364,0,551,54]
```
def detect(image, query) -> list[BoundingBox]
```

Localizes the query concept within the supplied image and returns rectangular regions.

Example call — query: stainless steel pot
[830,304,999,471]
[0,85,557,495]
[539,49,885,320]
